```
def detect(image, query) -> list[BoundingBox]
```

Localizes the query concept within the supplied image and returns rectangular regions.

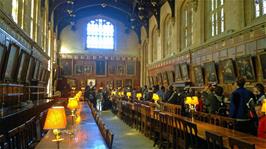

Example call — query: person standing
[253,83,266,105]
[229,77,256,135]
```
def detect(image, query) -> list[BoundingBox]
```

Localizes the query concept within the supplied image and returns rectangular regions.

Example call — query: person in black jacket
[205,86,226,115]
[164,85,174,102]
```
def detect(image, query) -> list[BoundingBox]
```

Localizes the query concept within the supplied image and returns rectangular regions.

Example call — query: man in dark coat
[229,77,256,135]
[85,81,96,108]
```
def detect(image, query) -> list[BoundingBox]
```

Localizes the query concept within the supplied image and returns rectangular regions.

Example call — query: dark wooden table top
[35,102,107,149]
[163,111,266,149]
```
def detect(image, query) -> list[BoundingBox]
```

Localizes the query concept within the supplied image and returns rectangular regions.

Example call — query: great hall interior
[0,0,266,149]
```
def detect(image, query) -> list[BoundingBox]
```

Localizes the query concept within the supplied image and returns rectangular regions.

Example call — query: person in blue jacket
[229,77,256,135]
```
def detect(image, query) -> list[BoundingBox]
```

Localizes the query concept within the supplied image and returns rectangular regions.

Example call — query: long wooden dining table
[119,100,266,149]
[161,111,266,149]
[35,102,107,149]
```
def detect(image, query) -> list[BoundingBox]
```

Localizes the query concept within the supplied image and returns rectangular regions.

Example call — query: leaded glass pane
[87,19,114,49]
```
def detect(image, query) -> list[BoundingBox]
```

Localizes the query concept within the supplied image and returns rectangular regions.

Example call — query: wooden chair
[133,103,141,130]
[151,110,161,147]
[194,112,210,123]
[184,120,198,149]
[166,114,175,149]
[176,105,182,115]
[228,137,255,149]
[25,116,37,148]
[0,134,7,149]
[159,112,168,148]
[8,124,26,149]
[220,116,235,130]
[144,106,152,137]
[205,131,224,149]
[106,129,114,149]
[209,114,221,126]
[175,117,187,149]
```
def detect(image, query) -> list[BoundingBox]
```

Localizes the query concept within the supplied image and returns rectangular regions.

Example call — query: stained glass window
[86,19,114,49]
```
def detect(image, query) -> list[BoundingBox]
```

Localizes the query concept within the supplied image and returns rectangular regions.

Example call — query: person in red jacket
[258,114,266,139]
[257,102,266,139]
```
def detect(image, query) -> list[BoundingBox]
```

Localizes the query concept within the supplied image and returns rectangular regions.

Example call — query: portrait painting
[4,43,20,81]
[175,64,182,81]
[236,56,255,81]
[84,65,93,74]
[117,63,125,76]
[107,80,114,89]
[153,76,158,85]
[157,73,163,85]
[75,64,83,75]
[115,80,123,88]
[96,60,107,76]
[126,62,136,75]
[180,63,189,81]
[162,71,169,85]
[0,43,6,79]
[108,61,117,75]
[204,61,218,83]
[125,79,133,88]
[259,53,266,80]
[219,59,236,83]
[148,76,152,86]
[62,59,72,76]
[167,71,174,85]
[193,66,204,85]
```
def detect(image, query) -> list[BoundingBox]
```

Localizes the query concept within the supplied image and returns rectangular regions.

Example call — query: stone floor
[100,110,158,149]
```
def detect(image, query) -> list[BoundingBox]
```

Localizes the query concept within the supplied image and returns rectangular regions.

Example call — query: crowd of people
[82,77,266,139]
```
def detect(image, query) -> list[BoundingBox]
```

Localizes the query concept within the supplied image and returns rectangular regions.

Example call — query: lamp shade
[152,93,160,102]
[67,98,79,110]
[126,92,132,97]
[261,101,266,113]
[111,91,116,96]
[43,106,67,130]
[185,97,192,105]
[191,96,199,105]
[136,93,142,100]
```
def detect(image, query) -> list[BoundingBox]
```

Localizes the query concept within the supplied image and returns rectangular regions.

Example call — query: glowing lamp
[126,92,132,98]
[136,93,142,100]
[67,98,79,111]
[191,96,199,105]
[185,97,192,105]
[111,91,116,96]
[152,93,160,103]
[43,106,67,143]
[118,92,124,96]
[261,101,266,113]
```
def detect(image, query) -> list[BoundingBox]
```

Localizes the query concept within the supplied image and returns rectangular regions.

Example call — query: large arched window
[163,15,172,57]
[255,0,266,18]
[12,0,19,23]
[152,27,157,62]
[182,2,193,49]
[207,0,225,37]
[86,18,114,50]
